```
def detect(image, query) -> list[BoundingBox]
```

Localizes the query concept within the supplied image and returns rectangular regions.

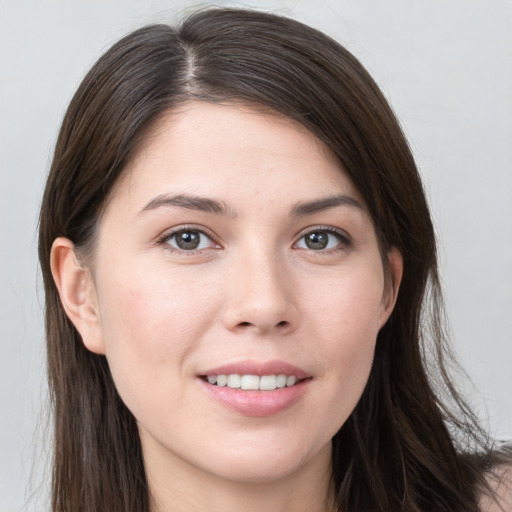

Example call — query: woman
[38,8,511,512]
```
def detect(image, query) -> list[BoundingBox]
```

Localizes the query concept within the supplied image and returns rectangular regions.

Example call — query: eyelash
[156,225,352,254]
[294,226,352,253]
[156,225,221,254]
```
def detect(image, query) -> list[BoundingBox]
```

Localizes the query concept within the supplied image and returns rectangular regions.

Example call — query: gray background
[1,0,511,509]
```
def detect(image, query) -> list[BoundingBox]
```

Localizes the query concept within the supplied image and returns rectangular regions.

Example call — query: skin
[480,465,512,512]
[51,102,403,512]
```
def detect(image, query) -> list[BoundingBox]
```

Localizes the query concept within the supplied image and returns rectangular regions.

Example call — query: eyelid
[293,225,352,250]
[156,224,222,252]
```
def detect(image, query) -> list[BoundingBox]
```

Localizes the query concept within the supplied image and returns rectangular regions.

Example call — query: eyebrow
[139,192,363,218]
[140,193,237,217]
[291,194,363,216]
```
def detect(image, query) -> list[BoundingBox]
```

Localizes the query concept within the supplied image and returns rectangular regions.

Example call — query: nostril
[237,320,289,329]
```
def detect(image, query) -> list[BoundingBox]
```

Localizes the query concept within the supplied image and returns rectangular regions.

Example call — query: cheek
[304,267,384,418]
[308,264,385,348]
[99,260,219,344]
[94,264,221,406]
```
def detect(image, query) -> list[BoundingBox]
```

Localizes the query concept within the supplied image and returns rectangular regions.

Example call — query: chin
[196,437,331,484]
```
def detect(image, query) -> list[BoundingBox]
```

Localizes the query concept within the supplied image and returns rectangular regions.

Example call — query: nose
[222,249,299,335]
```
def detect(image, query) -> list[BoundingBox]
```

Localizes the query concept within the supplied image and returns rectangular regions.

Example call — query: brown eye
[175,231,201,250]
[304,232,329,250]
[164,229,216,251]
[296,229,349,251]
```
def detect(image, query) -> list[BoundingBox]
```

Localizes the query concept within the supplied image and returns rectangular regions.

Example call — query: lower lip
[198,378,310,417]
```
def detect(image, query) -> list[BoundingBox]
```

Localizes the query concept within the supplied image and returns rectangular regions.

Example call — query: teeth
[260,375,276,390]
[227,374,241,388]
[240,375,259,390]
[276,374,287,388]
[205,374,301,390]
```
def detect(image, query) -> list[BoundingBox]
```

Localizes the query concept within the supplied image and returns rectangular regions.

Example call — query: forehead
[111,101,362,212]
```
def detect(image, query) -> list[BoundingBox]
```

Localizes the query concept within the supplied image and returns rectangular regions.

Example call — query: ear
[378,246,403,328]
[50,237,106,355]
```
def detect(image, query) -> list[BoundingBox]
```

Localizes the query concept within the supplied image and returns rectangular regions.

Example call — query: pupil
[176,231,200,250]
[306,232,328,250]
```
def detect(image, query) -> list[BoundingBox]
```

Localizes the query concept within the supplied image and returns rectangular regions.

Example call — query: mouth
[197,361,311,416]
[200,373,309,390]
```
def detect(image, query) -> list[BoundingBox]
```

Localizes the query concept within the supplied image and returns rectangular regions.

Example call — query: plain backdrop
[1,0,511,509]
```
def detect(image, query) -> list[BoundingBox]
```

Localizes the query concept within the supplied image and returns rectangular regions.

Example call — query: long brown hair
[38,8,509,511]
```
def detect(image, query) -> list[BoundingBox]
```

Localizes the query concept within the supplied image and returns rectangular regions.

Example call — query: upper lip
[198,360,310,380]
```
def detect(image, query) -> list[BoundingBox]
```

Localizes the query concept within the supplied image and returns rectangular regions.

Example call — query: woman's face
[72,102,401,484]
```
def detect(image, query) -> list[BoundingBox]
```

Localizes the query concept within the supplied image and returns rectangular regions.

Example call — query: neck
[143,437,336,512]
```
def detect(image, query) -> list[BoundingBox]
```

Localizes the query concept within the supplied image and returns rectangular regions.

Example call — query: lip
[197,360,311,417]
[198,360,310,380]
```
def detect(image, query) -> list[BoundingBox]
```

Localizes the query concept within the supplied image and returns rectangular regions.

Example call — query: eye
[160,228,219,252]
[295,228,350,251]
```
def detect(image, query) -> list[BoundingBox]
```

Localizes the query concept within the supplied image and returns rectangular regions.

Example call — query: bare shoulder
[479,464,512,512]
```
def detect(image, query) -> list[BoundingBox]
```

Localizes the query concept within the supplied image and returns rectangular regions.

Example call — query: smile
[198,361,311,416]
[203,374,299,390]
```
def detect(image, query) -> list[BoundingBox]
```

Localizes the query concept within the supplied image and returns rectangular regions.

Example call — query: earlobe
[50,237,106,355]
[379,247,403,327]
